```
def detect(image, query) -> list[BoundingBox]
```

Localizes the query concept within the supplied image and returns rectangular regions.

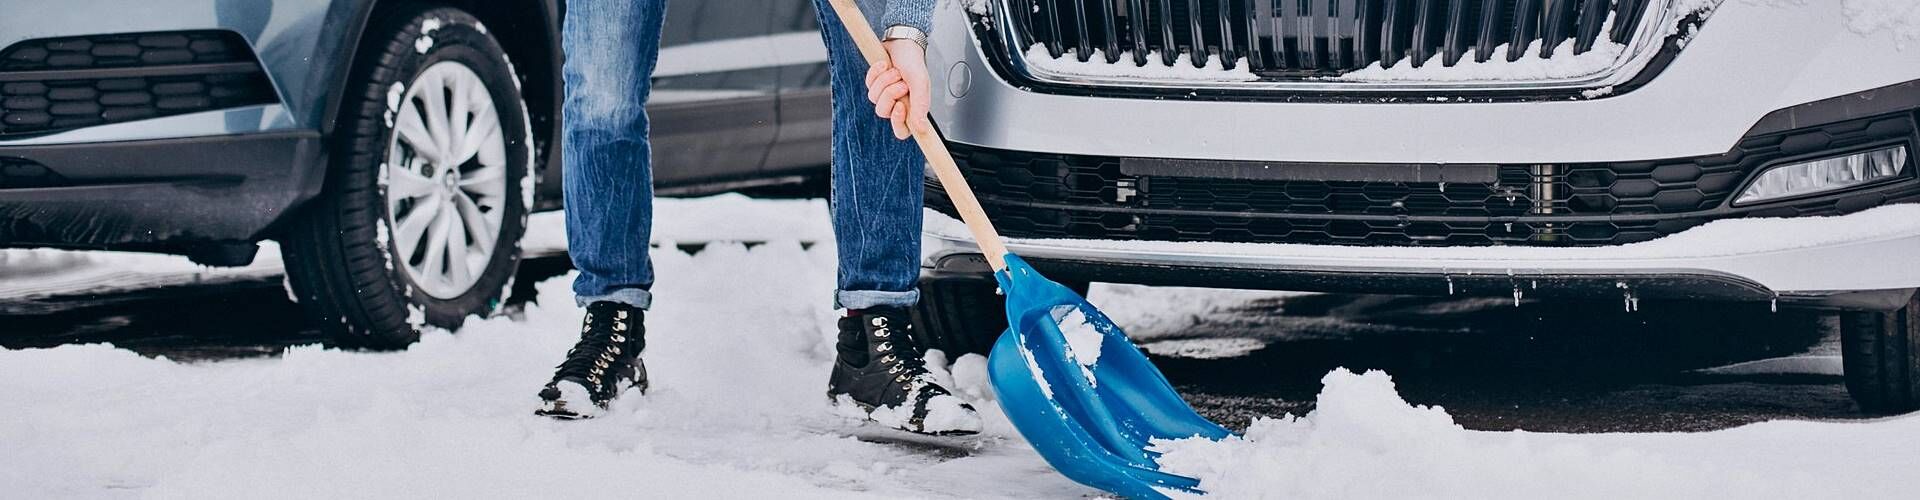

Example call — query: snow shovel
[822,1,1233,497]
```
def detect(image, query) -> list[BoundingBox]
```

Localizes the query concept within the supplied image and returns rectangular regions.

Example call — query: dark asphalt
[0,255,1873,433]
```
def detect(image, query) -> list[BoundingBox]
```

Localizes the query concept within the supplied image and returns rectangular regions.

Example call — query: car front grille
[0,31,276,137]
[991,0,1682,89]
[929,112,1920,247]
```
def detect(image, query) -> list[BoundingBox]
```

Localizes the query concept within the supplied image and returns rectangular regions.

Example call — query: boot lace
[867,314,932,386]
[554,305,636,395]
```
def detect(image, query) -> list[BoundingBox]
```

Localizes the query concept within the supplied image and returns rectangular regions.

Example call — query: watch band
[881,25,928,51]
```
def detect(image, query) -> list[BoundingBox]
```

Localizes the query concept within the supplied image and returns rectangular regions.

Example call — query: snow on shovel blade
[987,255,1233,499]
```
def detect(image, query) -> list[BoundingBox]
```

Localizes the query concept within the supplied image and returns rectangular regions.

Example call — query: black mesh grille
[1007,0,1657,77]
[931,112,1920,247]
[0,31,275,137]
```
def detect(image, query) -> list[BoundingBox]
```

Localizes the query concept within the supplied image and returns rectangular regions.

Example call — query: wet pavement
[0,255,1873,434]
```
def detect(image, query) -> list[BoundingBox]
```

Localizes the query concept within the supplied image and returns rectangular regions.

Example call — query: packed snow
[1054,306,1102,369]
[5,196,1920,499]
[0,243,284,302]
[1696,329,1844,377]
[1152,369,1920,499]
[0,240,1083,499]
[1138,337,1269,360]
[1844,0,1920,47]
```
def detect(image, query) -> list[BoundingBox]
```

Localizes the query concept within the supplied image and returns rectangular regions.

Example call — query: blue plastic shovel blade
[987,255,1233,499]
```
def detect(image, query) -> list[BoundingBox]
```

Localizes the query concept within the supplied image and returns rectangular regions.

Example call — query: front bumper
[0,118,321,250]
[923,205,1920,311]
[927,0,1920,164]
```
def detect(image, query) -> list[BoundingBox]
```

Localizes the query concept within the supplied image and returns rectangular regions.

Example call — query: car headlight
[1735,145,1909,205]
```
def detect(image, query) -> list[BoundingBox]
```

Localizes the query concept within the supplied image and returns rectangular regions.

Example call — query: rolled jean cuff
[836,289,920,310]
[577,288,653,310]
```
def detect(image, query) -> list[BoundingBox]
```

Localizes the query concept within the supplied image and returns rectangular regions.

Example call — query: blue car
[0,0,836,348]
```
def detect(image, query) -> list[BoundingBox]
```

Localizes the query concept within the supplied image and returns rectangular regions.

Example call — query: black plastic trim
[931,109,1920,247]
[1748,79,1920,136]
[0,130,321,249]
[0,62,259,83]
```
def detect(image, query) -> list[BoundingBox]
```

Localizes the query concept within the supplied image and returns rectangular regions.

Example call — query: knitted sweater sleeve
[881,0,936,35]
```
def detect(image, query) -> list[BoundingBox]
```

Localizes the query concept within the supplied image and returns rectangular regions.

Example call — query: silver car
[911,0,1920,413]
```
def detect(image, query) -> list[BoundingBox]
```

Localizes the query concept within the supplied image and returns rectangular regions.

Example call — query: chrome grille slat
[1329,0,1352,70]
[1540,0,1576,58]
[1355,0,1378,69]
[1611,0,1649,43]
[1071,0,1093,61]
[1474,0,1508,64]
[1442,0,1473,67]
[1099,0,1122,63]
[1187,0,1207,67]
[1216,0,1238,69]
[1272,0,1290,70]
[1130,0,1153,65]
[1246,0,1267,70]
[1410,0,1438,67]
[1042,0,1066,58]
[1158,0,1179,66]
[1573,0,1610,54]
[1299,0,1319,71]
[1507,0,1541,62]
[1381,0,1406,68]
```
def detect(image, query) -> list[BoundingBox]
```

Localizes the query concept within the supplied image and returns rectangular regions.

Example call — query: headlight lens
[1735,145,1909,205]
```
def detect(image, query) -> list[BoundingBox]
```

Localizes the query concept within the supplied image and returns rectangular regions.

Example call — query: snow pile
[1023,45,1259,82]
[0,242,1086,499]
[1088,283,1301,341]
[0,243,284,301]
[1054,306,1102,369]
[965,0,991,16]
[1844,0,1920,47]
[1138,337,1268,360]
[1697,331,1843,376]
[1153,369,1920,499]
[1696,355,1843,376]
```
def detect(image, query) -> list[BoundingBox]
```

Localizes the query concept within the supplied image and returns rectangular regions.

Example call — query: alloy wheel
[383,61,509,299]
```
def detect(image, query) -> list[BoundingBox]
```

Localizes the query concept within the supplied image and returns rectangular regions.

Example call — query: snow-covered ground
[0,244,285,304]
[4,195,1919,499]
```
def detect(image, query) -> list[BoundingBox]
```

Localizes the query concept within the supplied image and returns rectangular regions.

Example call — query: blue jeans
[562,0,923,310]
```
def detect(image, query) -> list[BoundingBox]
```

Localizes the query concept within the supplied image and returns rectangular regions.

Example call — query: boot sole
[828,393,981,437]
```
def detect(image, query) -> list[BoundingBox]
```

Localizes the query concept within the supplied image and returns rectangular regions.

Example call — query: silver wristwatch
[881,25,928,51]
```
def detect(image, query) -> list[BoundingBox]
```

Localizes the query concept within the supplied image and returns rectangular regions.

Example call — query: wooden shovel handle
[825,0,1010,271]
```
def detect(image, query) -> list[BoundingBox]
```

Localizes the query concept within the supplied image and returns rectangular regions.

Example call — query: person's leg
[817,0,924,311]
[816,0,981,435]
[563,0,667,310]
[539,0,666,420]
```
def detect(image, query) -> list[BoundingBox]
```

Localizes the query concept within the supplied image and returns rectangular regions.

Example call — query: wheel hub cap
[383,61,510,299]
